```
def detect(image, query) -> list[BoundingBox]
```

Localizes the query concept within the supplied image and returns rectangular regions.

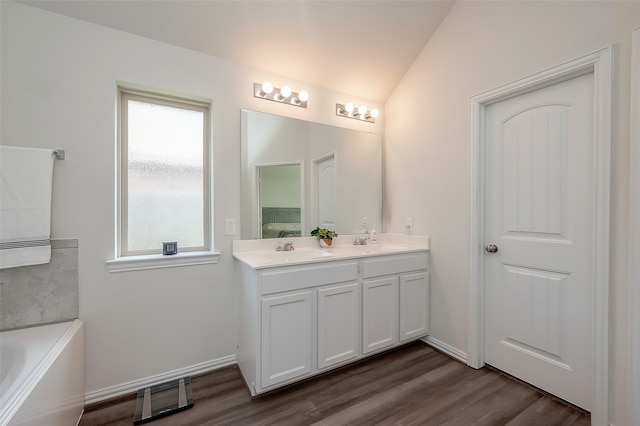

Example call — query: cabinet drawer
[361,253,428,278]
[261,261,359,294]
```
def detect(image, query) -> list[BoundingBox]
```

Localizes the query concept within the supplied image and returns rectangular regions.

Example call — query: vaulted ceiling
[18,1,455,102]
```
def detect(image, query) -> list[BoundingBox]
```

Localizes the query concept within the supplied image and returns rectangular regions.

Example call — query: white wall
[0,1,383,400]
[384,2,640,424]
[261,166,302,208]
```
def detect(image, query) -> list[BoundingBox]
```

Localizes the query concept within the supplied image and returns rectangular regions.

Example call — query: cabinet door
[399,271,429,342]
[362,277,398,354]
[261,291,312,388]
[317,282,360,370]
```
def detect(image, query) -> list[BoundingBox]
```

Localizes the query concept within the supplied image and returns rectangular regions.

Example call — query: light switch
[225,219,237,236]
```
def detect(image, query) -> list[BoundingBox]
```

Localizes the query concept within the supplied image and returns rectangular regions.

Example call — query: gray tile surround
[0,239,79,331]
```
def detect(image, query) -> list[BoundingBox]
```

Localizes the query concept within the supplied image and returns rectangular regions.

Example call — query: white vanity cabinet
[317,282,361,370]
[238,260,360,396]
[399,271,430,341]
[260,290,313,388]
[362,276,398,354]
[236,243,430,397]
[362,252,430,354]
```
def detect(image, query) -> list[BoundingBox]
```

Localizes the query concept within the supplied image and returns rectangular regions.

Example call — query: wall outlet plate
[405,218,413,232]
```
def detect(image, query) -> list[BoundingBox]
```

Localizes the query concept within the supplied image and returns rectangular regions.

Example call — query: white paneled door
[483,72,594,411]
[317,155,336,230]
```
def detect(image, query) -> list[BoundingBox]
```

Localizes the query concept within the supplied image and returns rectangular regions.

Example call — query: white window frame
[107,85,219,272]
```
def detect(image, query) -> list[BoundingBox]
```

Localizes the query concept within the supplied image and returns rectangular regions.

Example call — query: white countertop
[233,233,429,269]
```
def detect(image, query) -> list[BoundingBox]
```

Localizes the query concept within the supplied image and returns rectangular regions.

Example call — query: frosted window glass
[126,99,205,253]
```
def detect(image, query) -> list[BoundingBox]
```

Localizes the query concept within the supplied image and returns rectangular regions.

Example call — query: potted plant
[310,227,338,247]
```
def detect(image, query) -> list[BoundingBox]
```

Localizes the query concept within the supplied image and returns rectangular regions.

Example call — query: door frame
[310,150,337,231]
[467,46,612,424]
[254,160,305,238]
[630,27,640,426]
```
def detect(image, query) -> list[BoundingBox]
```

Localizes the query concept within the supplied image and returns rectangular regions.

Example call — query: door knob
[485,244,498,253]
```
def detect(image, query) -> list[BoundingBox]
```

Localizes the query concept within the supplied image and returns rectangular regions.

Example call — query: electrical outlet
[405,217,413,232]
[362,216,368,226]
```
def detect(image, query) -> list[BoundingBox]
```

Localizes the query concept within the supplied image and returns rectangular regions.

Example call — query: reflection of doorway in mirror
[315,153,336,231]
[257,163,303,239]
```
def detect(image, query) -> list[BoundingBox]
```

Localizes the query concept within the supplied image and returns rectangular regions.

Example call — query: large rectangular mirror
[241,110,382,239]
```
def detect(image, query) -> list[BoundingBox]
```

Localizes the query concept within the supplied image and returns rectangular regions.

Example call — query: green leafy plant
[310,227,338,240]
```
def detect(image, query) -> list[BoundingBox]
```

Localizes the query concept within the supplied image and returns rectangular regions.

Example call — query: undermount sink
[335,244,407,255]
[360,244,406,253]
[263,249,335,263]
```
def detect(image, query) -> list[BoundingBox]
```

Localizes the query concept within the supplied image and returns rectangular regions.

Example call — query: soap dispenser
[370,225,378,243]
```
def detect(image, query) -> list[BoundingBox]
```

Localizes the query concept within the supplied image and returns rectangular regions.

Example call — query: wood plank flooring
[79,341,590,425]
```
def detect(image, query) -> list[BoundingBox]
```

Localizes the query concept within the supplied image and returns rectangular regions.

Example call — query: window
[118,88,210,257]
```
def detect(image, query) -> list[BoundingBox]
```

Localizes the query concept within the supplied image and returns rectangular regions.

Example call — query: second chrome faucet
[276,241,295,251]
[353,235,369,245]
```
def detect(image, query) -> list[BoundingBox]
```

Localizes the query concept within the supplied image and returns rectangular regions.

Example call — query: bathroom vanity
[233,234,430,396]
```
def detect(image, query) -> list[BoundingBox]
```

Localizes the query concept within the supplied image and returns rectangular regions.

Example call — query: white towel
[0,146,55,269]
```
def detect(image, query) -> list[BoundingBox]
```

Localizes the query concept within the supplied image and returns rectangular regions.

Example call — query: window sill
[106,251,221,273]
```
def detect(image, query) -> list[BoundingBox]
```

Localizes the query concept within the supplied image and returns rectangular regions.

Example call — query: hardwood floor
[79,342,590,425]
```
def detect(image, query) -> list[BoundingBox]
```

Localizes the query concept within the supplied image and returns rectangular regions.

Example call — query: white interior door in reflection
[317,155,336,230]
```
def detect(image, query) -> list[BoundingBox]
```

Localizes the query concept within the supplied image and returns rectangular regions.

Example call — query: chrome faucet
[275,241,295,251]
[353,235,369,245]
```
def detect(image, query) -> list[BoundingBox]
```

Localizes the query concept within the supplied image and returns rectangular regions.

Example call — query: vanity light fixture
[365,108,380,120]
[254,82,308,108]
[256,81,273,97]
[336,102,380,123]
[293,90,309,105]
[277,86,292,100]
[337,102,355,116]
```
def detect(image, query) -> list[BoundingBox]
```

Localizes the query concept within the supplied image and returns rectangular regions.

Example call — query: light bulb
[298,91,309,102]
[358,105,368,115]
[345,102,355,113]
[280,86,292,98]
[370,108,380,118]
[261,82,274,95]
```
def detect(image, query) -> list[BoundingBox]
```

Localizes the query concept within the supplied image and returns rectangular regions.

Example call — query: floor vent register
[133,376,194,424]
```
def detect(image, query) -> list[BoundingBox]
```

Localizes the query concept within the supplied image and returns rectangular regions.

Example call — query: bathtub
[0,320,84,426]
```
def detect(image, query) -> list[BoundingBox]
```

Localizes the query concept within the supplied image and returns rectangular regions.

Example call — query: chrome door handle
[485,244,498,253]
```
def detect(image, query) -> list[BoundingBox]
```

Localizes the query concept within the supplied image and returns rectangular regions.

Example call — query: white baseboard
[84,354,236,405]
[422,336,468,365]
